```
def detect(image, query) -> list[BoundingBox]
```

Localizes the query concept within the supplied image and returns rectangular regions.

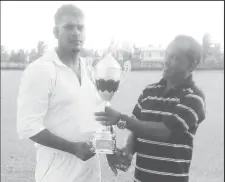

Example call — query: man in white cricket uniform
[17,4,112,182]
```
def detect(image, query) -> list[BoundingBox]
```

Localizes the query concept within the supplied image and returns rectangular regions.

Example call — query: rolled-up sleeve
[17,62,53,139]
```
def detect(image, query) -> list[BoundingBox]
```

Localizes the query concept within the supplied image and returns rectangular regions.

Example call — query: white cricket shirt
[17,49,104,182]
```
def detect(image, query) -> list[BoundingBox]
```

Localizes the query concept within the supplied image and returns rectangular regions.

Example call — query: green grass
[1,70,224,182]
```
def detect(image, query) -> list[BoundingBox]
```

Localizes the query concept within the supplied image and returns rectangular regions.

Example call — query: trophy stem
[103,101,112,133]
[105,101,111,107]
[91,100,116,154]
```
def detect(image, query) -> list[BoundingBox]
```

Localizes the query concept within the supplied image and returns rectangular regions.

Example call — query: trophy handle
[120,60,131,85]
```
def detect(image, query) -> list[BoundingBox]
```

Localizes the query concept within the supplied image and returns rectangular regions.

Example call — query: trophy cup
[90,53,130,154]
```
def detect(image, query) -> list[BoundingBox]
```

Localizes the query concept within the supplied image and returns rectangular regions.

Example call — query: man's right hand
[29,129,95,161]
[116,147,133,172]
[72,142,95,161]
[106,148,124,176]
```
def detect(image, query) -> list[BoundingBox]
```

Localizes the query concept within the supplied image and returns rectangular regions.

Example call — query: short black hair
[173,35,201,66]
[54,4,84,25]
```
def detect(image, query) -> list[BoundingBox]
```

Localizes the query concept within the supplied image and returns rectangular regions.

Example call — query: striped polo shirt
[132,75,206,182]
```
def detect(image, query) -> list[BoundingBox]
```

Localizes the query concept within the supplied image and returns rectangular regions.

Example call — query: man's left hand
[95,106,121,126]
[106,148,122,176]
[116,147,133,172]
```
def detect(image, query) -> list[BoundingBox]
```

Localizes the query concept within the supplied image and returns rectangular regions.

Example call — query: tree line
[1,41,48,63]
[1,34,224,64]
[202,34,224,63]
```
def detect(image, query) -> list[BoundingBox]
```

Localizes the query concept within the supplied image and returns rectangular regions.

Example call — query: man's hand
[106,154,119,175]
[73,142,95,161]
[95,106,121,126]
[106,148,126,176]
[106,147,134,175]
[115,147,133,172]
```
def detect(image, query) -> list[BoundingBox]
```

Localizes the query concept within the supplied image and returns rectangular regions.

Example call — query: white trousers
[35,146,101,182]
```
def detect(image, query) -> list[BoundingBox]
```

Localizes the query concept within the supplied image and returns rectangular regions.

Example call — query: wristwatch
[117,114,127,130]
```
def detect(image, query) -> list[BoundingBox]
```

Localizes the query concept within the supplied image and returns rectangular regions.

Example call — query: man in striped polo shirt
[95,35,206,182]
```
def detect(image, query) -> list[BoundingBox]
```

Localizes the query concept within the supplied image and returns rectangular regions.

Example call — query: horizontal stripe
[137,102,142,109]
[137,153,191,163]
[174,114,189,130]
[177,104,199,122]
[185,94,205,110]
[175,105,199,129]
[133,177,142,182]
[136,155,190,174]
[136,142,193,161]
[134,168,189,182]
[132,104,142,119]
[146,85,163,89]
[135,165,189,177]
[188,132,194,138]
[142,96,180,103]
[140,109,190,130]
[141,109,190,131]
[137,138,192,149]
[141,109,173,116]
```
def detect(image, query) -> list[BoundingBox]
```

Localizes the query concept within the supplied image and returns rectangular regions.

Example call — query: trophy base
[92,132,116,154]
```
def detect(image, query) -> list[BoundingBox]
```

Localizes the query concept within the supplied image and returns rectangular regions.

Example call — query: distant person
[123,60,132,72]
[95,35,206,182]
[17,4,121,182]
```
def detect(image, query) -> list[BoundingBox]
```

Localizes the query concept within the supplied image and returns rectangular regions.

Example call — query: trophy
[90,52,130,154]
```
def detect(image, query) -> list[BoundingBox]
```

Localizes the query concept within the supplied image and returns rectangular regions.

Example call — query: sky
[1,1,224,51]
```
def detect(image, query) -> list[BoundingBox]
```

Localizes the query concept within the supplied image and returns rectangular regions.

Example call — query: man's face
[162,40,192,80]
[54,15,85,53]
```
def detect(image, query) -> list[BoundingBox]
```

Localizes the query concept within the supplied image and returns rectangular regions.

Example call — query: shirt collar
[45,48,84,68]
[158,74,194,88]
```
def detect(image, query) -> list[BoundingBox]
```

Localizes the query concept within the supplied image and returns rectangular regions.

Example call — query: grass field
[1,70,224,182]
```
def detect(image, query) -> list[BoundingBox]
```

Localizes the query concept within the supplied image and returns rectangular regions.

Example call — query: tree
[1,45,10,62]
[1,45,6,55]
[1,40,47,63]
[9,50,19,62]
[28,48,38,62]
[202,33,212,63]
[212,43,222,62]
[6,49,28,63]
[18,49,28,63]
[28,41,47,62]
[36,41,47,58]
